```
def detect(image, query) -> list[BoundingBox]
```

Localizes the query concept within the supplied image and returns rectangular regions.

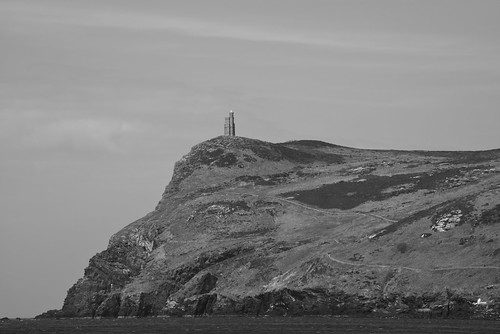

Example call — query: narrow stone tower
[224,110,236,136]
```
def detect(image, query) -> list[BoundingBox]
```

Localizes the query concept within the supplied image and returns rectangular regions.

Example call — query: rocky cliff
[45,136,500,318]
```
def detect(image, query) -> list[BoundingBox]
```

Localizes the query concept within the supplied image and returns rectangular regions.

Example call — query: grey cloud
[1,2,463,56]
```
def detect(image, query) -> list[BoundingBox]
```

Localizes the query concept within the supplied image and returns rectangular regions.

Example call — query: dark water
[1,316,498,334]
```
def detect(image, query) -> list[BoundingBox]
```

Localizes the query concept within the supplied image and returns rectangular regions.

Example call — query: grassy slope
[171,138,500,301]
[58,137,500,318]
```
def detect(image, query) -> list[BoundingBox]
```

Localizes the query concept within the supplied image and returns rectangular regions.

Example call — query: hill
[42,136,500,318]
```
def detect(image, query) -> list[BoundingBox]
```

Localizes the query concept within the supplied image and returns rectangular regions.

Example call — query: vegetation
[396,243,409,254]
[51,136,500,320]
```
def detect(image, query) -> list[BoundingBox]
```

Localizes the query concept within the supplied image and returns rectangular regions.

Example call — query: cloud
[4,0,497,80]
[0,1,461,56]
[98,16,458,56]
[25,118,134,154]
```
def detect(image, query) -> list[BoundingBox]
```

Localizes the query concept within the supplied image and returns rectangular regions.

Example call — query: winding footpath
[235,193,500,273]
[326,254,500,272]
[278,197,397,223]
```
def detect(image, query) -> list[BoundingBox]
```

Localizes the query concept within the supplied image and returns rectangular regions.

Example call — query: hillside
[43,136,500,318]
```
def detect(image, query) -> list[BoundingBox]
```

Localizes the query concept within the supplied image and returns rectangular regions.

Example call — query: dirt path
[326,254,500,272]
[278,198,343,216]
[278,197,397,223]
[326,254,421,272]
[235,193,500,273]
[231,191,397,224]
[354,211,398,223]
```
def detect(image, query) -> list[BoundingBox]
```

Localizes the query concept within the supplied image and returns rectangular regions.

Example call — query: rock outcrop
[49,136,500,319]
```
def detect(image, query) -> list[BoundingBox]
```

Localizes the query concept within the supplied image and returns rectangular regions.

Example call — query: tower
[224,110,236,136]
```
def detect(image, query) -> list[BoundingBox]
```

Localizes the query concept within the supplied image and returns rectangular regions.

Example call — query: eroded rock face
[54,137,500,319]
[431,210,463,232]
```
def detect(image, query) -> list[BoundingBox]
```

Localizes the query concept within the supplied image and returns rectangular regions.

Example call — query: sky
[1,0,500,318]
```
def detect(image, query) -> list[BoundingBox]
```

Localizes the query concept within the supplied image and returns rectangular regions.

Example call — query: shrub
[396,242,409,254]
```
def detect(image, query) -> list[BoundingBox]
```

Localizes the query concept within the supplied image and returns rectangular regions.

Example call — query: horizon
[232,134,500,152]
[1,0,500,318]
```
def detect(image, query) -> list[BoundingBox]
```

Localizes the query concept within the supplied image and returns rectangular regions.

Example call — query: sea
[1,316,498,334]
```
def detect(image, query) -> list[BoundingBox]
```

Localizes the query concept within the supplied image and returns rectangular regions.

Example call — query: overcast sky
[1,0,500,317]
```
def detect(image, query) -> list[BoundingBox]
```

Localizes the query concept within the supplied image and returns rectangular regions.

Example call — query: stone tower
[224,110,236,136]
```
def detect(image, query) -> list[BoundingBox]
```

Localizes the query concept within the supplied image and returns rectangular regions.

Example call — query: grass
[282,168,477,210]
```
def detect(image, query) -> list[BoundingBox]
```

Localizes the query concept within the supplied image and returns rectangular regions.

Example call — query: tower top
[224,111,236,136]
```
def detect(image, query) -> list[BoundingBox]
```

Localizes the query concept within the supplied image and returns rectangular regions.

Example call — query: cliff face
[55,136,500,318]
